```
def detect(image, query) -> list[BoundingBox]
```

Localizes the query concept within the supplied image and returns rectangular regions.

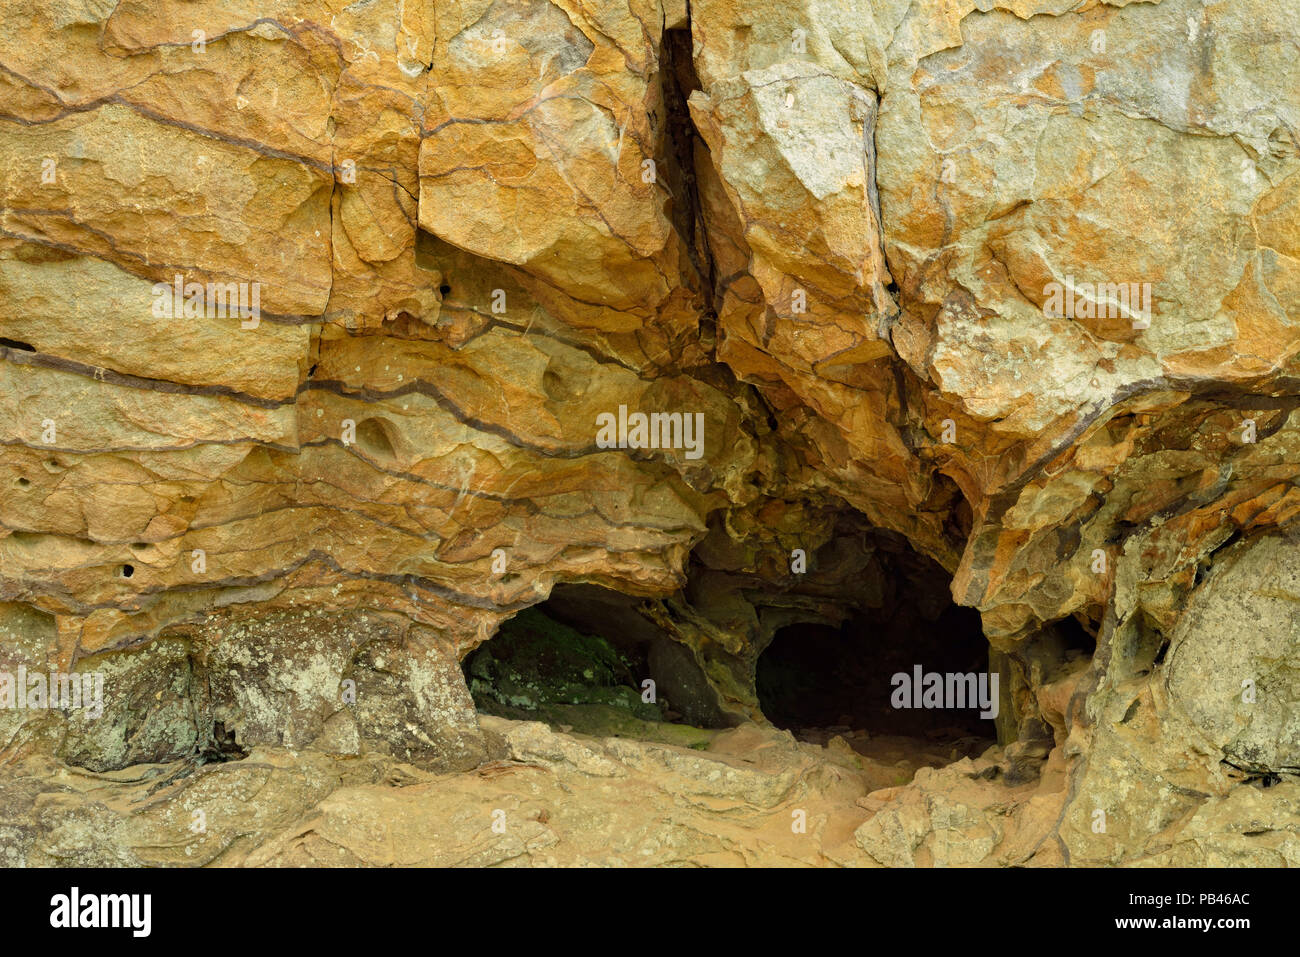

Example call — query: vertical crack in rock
[661,21,718,322]
[869,91,903,336]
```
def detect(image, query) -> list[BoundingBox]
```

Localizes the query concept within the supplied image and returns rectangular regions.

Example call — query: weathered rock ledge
[0,0,1297,865]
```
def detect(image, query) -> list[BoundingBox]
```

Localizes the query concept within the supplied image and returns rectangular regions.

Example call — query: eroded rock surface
[1,0,1298,865]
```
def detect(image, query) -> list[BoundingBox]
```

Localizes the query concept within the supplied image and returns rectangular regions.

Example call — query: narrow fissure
[660,23,718,322]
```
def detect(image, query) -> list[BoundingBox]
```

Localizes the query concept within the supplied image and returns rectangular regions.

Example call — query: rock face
[0,0,1298,866]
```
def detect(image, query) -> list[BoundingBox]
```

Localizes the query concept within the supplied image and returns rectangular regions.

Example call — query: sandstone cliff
[0,0,1297,866]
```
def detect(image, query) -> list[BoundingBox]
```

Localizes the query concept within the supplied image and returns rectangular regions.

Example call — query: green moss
[466,608,661,722]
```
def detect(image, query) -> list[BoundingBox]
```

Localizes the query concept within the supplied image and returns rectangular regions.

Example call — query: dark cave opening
[462,534,1001,770]
[462,584,728,745]
[755,540,996,759]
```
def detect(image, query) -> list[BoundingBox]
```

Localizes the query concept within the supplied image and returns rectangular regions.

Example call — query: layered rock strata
[0,0,1297,864]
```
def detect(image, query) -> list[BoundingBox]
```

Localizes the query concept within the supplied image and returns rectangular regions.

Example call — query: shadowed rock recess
[0,0,1296,868]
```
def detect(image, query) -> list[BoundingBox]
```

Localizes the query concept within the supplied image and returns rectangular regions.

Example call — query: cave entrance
[462,584,728,748]
[755,540,996,766]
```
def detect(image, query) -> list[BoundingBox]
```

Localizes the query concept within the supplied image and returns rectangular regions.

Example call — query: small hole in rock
[1152,637,1171,666]
[439,284,451,296]
[199,721,248,763]
[121,564,134,578]
[16,477,30,488]
[1057,614,1097,659]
